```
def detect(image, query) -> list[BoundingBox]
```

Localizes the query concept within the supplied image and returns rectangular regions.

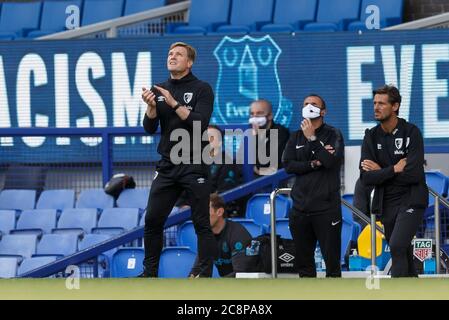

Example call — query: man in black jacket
[140,42,217,277]
[282,94,344,277]
[360,84,428,277]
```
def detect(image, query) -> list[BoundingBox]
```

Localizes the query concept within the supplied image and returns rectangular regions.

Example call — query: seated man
[189,193,259,277]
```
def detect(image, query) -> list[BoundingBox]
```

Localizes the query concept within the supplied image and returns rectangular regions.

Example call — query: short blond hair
[169,42,196,62]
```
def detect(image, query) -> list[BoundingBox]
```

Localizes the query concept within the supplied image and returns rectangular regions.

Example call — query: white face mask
[302,104,322,119]
[249,116,267,127]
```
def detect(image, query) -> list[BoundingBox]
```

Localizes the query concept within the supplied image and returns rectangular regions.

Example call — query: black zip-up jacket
[143,72,214,166]
[282,123,344,214]
[360,118,428,214]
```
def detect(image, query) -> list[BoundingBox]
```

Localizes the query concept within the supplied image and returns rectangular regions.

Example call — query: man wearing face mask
[248,99,290,177]
[282,94,344,277]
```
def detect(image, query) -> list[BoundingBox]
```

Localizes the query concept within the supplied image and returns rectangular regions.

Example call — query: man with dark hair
[140,42,217,277]
[282,94,344,277]
[360,84,428,277]
[189,193,258,277]
[248,99,290,176]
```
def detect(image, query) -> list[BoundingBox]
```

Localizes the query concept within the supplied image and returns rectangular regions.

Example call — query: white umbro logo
[197,178,205,184]
[157,96,165,102]
[296,145,304,149]
[279,253,295,263]
[331,220,341,226]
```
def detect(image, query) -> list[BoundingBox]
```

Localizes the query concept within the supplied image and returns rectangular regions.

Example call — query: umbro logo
[279,253,295,263]
[157,96,165,102]
[197,178,205,184]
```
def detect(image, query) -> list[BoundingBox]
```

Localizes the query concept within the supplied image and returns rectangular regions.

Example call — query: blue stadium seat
[79,233,115,277]
[426,171,449,205]
[230,218,263,238]
[0,234,37,260]
[124,0,165,16]
[92,208,139,235]
[341,220,353,264]
[172,0,231,35]
[110,247,144,277]
[341,202,361,242]
[347,0,404,31]
[116,188,150,211]
[17,256,57,276]
[27,0,83,38]
[0,210,16,236]
[36,189,75,211]
[177,221,197,252]
[215,0,274,34]
[76,188,115,210]
[275,218,291,239]
[0,257,18,278]
[0,2,42,40]
[13,209,58,237]
[261,0,318,33]
[245,194,291,227]
[158,247,196,278]
[342,193,354,204]
[34,234,78,258]
[82,0,124,26]
[303,0,361,32]
[0,189,36,211]
[53,208,98,237]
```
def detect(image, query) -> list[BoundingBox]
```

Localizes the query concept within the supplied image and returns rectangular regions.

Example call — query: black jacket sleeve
[359,130,395,186]
[184,84,214,131]
[309,128,344,169]
[393,126,426,185]
[277,127,290,169]
[282,133,314,175]
[142,113,159,134]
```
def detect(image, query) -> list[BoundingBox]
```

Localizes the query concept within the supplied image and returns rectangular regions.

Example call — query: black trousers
[143,163,218,277]
[381,205,424,277]
[289,207,342,277]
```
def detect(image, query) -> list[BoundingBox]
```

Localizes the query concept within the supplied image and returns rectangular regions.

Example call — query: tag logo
[395,138,403,149]
[183,92,193,104]
[413,239,433,262]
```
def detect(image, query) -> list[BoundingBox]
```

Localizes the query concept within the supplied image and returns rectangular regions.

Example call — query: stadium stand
[0,1,42,40]
[12,209,58,237]
[158,247,196,278]
[34,234,78,258]
[0,210,16,236]
[53,208,98,237]
[347,0,404,31]
[116,188,150,212]
[36,189,75,211]
[245,194,291,227]
[92,208,140,235]
[17,256,57,276]
[0,257,19,278]
[110,247,144,277]
[303,0,361,31]
[76,189,115,210]
[0,234,38,261]
[0,189,36,211]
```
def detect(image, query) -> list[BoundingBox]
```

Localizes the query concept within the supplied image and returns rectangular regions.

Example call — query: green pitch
[0,278,449,300]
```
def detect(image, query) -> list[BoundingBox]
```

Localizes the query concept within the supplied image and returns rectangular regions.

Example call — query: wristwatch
[173,102,182,111]
[308,135,317,142]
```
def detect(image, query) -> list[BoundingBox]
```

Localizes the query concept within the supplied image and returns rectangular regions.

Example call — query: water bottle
[315,246,323,271]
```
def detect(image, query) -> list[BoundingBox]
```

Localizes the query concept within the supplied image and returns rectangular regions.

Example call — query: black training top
[143,72,214,166]
[282,123,344,214]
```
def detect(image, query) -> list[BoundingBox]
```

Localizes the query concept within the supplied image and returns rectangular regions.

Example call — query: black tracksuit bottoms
[381,205,424,277]
[143,164,218,277]
[289,207,342,277]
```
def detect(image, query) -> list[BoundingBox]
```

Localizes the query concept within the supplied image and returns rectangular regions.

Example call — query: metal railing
[269,187,449,278]
[385,12,449,30]
[38,1,190,40]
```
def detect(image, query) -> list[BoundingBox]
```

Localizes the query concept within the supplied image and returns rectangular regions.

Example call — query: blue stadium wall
[0,29,448,162]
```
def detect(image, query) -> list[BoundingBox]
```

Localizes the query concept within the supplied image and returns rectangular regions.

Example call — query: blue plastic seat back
[228,0,273,27]
[273,0,317,24]
[426,171,449,205]
[158,247,196,278]
[245,194,291,226]
[231,218,263,238]
[97,208,140,232]
[18,256,57,276]
[315,0,360,24]
[0,2,42,32]
[15,209,58,234]
[36,189,75,210]
[79,233,116,261]
[0,189,36,211]
[177,221,197,252]
[0,234,37,258]
[188,0,231,28]
[82,0,124,26]
[36,234,78,256]
[39,0,83,32]
[275,218,292,239]
[358,0,403,28]
[76,188,114,210]
[342,193,354,204]
[0,210,16,235]
[111,247,144,277]
[57,208,98,233]
[124,0,165,16]
[116,188,150,210]
[0,257,18,278]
